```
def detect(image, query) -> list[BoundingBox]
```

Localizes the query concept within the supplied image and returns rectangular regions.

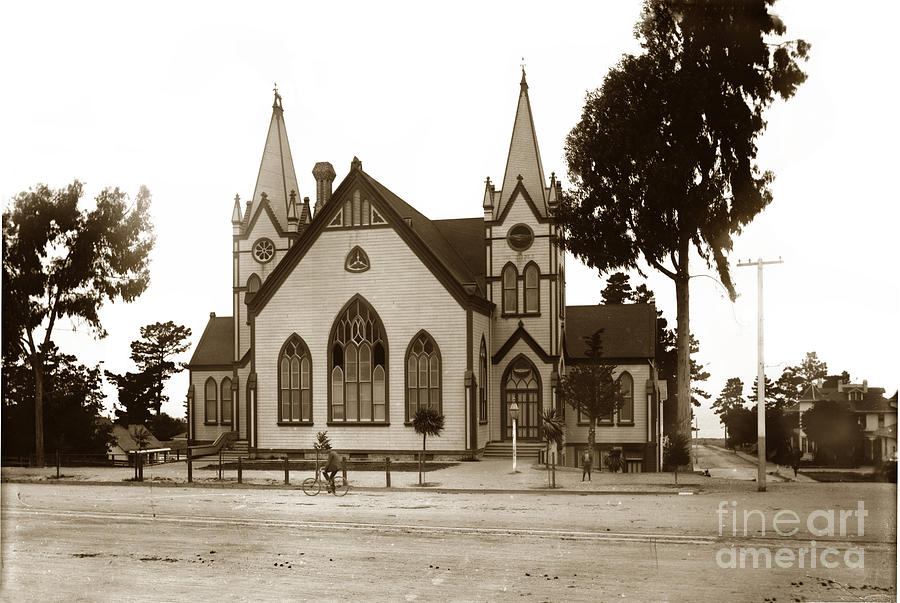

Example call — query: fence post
[218,450,223,480]
[56,450,60,479]
[551,457,556,489]
[138,452,144,482]
[237,456,242,484]
[284,456,290,485]
[385,456,391,488]
[341,456,347,483]
[187,448,193,483]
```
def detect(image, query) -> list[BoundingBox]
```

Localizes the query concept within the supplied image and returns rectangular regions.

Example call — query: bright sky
[2,2,897,437]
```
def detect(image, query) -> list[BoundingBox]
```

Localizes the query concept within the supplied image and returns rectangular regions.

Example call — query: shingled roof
[564,304,656,361]
[188,315,234,367]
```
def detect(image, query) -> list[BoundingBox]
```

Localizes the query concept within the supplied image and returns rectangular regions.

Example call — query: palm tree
[540,407,565,487]
[412,406,445,486]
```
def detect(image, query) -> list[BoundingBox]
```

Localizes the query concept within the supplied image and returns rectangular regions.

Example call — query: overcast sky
[2,1,897,437]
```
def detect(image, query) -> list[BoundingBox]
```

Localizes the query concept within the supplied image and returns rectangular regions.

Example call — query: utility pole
[737,257,782,492]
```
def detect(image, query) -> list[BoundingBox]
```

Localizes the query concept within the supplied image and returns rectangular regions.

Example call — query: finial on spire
[273,82,283,109]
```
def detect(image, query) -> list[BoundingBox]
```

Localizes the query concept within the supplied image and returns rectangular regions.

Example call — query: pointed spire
[247,90,301,231]
[547,172,558,208]
[497,70,548,219]
[301,197,311,225]
[232,194,243,224]
[482,176,494,210]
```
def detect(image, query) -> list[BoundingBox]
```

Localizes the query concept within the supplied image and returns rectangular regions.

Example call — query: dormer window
[849,390,862,401]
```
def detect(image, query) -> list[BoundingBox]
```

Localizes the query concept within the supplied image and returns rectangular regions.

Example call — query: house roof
[110,424,164,452]
[797,383,895,412]
[564,304,656,360]
[188,315,234,367]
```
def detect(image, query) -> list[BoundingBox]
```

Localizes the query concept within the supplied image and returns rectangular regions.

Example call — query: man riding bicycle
[322,449,341,493]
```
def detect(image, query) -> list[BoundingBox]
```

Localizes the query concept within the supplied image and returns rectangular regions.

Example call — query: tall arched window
[204,377,218,424]
[406,331,441,420]
[479,337,488,422]
[617,372,634,424]
[524,263,539,314]
[279,335,312,423]
[221,377,233,425]
[502,264,518,314]
[330,297,387,422]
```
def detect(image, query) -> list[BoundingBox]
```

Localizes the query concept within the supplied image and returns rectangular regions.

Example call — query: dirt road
[2,482,895,601]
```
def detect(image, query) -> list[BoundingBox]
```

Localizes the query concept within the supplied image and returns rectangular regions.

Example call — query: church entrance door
[501,356,541,441]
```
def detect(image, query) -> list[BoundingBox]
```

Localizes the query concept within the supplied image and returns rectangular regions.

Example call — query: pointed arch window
[479,337,488,422]
[279,335,312,423]
[617,372,634,424]
[502,264,518,314]
[221,377,233,425]
[524,263,540,314]
[204,377,218,425]
[405,331,441,421]
[329,297,387,423]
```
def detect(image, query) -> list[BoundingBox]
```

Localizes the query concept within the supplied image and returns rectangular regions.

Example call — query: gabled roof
[110,424,164,452]
[188,315,234,367]
[245,91,301,233]
[247,163,492,315]
[432,217,486,295]
[564,304,656,361]
[497,70,547,220]
[794,383,896,413]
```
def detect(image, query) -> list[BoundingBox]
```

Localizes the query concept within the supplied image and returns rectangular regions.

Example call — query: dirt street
[1,481,895,602]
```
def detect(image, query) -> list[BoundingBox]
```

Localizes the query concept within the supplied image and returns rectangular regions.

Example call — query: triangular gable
[492,321,555,365]
[493,178,549,225]
[240,194,287,239]
[247,167,492,316]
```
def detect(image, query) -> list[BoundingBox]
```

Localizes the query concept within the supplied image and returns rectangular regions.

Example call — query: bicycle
[302,466,349,496]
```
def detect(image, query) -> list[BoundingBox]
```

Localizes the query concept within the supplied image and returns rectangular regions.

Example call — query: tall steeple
[247,87,301,230]
[497,69,548,219]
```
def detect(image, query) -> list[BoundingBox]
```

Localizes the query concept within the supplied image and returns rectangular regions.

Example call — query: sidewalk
[1,457,734,494]
[729,448,817,483]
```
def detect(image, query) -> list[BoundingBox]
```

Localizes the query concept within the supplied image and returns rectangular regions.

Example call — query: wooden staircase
[482,441,544,459]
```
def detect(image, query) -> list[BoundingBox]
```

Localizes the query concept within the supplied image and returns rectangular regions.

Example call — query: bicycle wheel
[301,477,321,496]
[331,475,349,497]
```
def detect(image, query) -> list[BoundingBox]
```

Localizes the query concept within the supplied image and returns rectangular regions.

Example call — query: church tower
[485,70,565,444]
[229,90,308,440]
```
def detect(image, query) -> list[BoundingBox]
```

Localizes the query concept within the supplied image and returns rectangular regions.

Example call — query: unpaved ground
[2,482,896,602]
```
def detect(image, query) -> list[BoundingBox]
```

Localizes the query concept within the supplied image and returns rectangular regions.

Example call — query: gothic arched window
[279,335,312,423]
[329,297,387,422]
[617,372,634,424]
[524,263,540,314]
[221,377,233,425]
[406,331,441,421]
[502,264,518,314]
[204,377,217,424]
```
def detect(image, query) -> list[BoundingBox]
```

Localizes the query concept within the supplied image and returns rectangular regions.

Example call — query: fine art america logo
[715,501,867,569]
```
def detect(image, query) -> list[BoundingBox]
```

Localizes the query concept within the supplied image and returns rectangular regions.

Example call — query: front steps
[482,440,544,459]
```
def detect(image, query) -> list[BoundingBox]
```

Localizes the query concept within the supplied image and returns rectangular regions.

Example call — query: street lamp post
[509,402,520,473]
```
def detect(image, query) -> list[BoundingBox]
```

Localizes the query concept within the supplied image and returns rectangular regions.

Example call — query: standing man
[582,449,593,482]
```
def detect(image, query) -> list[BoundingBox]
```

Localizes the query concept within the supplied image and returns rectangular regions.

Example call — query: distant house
[108,424,171,464]
[562,304,665,473]
[786,378,898,463]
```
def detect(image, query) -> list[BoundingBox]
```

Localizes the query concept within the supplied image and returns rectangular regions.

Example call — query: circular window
[507,224,534,251]
[252,238,275,263]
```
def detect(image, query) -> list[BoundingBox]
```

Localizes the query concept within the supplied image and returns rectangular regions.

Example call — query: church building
[186,73,664,471]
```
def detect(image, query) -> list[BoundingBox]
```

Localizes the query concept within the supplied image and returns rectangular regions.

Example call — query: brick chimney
[312,162,336,217]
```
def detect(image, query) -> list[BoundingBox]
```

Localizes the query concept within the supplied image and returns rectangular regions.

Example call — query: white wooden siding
[253,225,469,451]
